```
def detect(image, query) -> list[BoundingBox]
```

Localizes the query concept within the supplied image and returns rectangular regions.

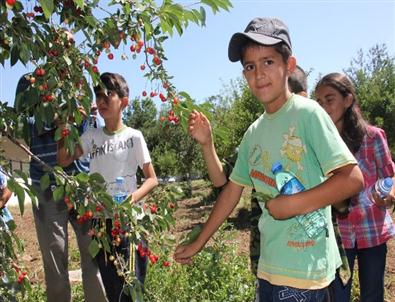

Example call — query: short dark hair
[94,72,129,98]
[240,41,292,65]
[288,65,307,94]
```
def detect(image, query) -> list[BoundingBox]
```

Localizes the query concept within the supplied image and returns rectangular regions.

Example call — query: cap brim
[228,32,283,62]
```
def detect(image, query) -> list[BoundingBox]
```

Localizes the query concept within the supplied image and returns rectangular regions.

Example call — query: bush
[145,224,256,302]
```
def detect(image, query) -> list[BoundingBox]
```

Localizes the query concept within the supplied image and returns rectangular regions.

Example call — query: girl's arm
[266,163,364,219]
[131,162,158,202]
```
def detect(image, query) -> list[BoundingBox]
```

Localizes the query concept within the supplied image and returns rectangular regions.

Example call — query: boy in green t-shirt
[174,17,364,301]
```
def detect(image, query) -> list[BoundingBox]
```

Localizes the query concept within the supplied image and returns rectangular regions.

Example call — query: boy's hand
[266,195,298,220]
[174,241,202,265]
[188,110,213,146]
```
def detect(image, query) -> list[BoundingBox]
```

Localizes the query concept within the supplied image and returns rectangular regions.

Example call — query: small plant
[145,223,256,301]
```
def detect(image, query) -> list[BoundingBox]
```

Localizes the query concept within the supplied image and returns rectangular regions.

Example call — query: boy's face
[95,90,126,120]
[242,45,295,113]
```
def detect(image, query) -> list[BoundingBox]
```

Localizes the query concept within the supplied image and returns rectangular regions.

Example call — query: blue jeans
[332,242,387,302]
[94,219,148,302]
[258,279,330,302]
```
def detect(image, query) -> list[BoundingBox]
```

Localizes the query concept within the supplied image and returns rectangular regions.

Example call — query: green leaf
[201,0,219,13]
[40,174,50,191]
[88,239,100,258]
[90,173,106,184]
[39,0,55,19]
[52,186,64,202]
[7,179,26,215]
[73,0,84,9]
[19,44,30,65]
[10,45,19,67]
[76,173,90,183]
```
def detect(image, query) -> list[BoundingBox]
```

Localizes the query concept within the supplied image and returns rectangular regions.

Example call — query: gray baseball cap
[228,17,292,62]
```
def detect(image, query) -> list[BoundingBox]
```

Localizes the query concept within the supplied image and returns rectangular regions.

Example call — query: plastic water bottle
[271,161,327,238]
[113,176,128,204]
[372,177,393,199]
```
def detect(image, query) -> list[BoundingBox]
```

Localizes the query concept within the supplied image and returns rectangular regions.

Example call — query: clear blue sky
[1,0,394,108]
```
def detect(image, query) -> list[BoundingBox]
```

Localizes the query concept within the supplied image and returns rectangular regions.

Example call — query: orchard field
[9,180,395,302]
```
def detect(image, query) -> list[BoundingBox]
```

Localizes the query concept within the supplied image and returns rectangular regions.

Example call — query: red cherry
[173,97,179,105]
[130,45,136,52]
[163,261,170,267]
[142,91,147,97]
[107,53,114,60]
[159,116,166,122]
[159,93,166,102]
[150,91,156,97]
[137,40,144,48]
[61,128,70,137]
[103,41,110,49]
[153,56,161,65]
[146,47,155,55]
[6,0,16,7]
[35,68,46,77]
[92,66,99,73]
[140,64,145,71]
[45,95,54,102]
[150,204,158,214]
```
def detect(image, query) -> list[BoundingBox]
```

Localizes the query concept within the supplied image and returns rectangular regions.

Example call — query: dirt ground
[8,189,395,301]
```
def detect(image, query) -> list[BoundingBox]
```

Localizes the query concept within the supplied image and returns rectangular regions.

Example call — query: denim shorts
[257,279,330,302]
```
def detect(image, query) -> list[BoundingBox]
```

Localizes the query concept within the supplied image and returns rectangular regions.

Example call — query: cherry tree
[0,0,232,299]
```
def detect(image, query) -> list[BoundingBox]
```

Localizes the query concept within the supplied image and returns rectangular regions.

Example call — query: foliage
[145,224,256,302]
[209,78,263,161]
[344,44,395,155]
[0,0,232,298]
[0,217,30,302]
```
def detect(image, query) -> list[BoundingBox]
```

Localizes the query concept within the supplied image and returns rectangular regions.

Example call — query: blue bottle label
[280,178,305,195]
[113,193,127,204]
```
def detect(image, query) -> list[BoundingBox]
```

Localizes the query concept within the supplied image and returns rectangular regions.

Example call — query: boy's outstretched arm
[189,110,227,187]
[266,163,364,219]
[174,180,243,264]
[57,138,83,167]
[131,162,158,202]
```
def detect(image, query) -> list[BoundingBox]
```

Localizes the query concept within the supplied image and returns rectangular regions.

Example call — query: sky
[0,0,394,108]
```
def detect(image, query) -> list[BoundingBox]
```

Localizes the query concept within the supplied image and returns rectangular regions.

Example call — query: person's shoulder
[293,94,320,110]
[365,124,386,139]
[123,126,144,138]
[292,94,329,119]
[245,113,265,133]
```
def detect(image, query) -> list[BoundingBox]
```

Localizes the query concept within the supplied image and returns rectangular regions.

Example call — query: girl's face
[315,84,353,132]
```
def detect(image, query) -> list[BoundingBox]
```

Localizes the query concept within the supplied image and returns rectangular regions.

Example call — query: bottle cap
[382,177,393,192]
[115,176,124,184]
[271,161,283,174]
